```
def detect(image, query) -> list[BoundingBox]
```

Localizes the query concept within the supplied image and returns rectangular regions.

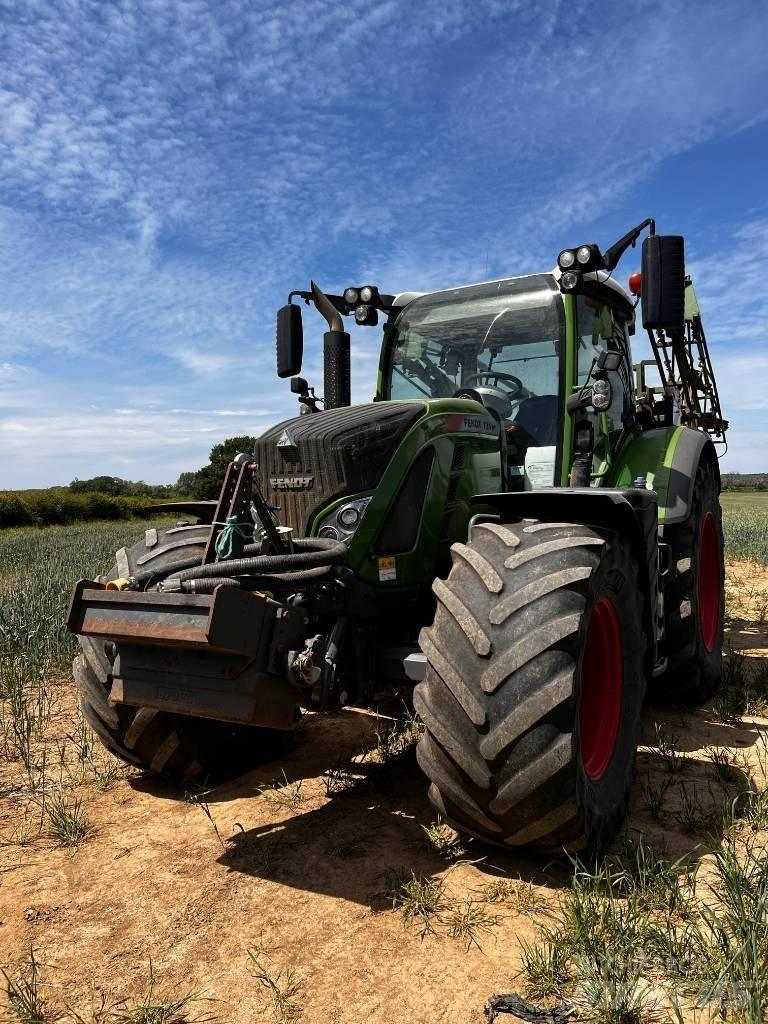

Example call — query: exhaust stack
[311,280,351,409]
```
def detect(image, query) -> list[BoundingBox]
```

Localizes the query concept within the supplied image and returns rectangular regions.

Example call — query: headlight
[591,378,612,411]
[576,245,593,265]
[338,506,360,528]
[558,249,576,269]
[343,287,359,305]
[316,496,372,545]
[559,270,581,292]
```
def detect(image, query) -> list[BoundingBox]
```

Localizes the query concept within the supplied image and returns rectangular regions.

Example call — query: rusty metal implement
[66,580,278,654]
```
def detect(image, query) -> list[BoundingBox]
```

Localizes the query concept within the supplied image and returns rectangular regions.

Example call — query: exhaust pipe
[311,280,351,409]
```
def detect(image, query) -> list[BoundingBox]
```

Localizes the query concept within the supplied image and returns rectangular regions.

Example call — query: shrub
[0,489,157,529]
[0,492,35,528]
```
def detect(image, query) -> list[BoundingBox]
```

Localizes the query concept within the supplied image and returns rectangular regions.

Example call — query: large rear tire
[656,458,724,704]
[415,520,646,854]
[72,523,296,784]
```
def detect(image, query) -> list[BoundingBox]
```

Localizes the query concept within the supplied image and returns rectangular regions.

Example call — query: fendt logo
[269,476,314,491]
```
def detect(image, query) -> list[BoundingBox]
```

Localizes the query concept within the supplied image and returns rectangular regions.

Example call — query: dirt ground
[1,560,767,1024]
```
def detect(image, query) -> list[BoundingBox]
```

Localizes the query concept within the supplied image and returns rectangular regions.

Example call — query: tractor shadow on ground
[215,738,574,909]
[212,707,758,908]
[128,704,764,909]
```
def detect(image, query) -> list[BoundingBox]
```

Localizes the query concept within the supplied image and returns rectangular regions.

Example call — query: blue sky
[1,0,767,488]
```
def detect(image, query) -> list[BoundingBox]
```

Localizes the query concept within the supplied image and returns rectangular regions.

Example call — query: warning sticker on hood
[378,556,397,581]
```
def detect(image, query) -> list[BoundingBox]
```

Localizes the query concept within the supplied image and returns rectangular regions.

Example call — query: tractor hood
[255,401,425,536]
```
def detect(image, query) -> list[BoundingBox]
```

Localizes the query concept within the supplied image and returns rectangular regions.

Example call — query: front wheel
[415,520,646,854]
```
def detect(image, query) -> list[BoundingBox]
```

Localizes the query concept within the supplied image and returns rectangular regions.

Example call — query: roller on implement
[67,221,727,853]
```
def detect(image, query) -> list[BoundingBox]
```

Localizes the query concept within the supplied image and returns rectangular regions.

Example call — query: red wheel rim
[579,597,623,781]
[698,512,721,653]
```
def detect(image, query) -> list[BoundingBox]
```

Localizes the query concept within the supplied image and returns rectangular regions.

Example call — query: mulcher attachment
[66,582,306,729]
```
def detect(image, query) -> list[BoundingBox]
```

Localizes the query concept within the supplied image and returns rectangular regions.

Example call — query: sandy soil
[1,560,767,1023]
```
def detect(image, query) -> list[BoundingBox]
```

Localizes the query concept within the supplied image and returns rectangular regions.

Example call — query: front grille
[254,402,425,536]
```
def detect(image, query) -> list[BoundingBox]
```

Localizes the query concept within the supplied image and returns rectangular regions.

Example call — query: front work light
[559,243,605,275]
[355,304,378,326]
[559,270,581,292]
[343,287,360,305]
[359,285,376,303]
[592,378,612,411]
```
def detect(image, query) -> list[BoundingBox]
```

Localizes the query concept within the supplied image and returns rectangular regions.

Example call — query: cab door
[575,295,634,482]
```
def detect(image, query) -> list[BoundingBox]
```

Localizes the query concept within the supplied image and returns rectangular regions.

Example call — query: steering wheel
[462,371,524,396]
[454,371,524,419]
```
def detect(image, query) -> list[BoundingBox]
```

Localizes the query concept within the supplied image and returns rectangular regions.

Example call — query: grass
[722,491,768,565]
[0,518,174,671]
[247,948,303,1024]
[388,872,448,938]
[651,724,688,777]
[512,827,768,1023]
[477,878,551,917]
[1,949,51,1024]
[0,518,173,772]
[518,936,572,1002]
[2,953,208,1024]
[257,770,305,810]
[39,792,92,847]
[420,818,462,858]
[641,774,672,819]
[444,900,499,951]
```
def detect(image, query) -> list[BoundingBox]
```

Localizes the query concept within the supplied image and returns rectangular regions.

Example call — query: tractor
[67,219,728,853]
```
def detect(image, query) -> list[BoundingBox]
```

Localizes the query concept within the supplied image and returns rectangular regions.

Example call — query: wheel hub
[579,597,623,781]
[698,512,721,653]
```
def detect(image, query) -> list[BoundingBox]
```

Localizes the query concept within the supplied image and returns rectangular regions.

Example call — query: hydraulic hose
[171,537,347,584]
[178,564,332,594]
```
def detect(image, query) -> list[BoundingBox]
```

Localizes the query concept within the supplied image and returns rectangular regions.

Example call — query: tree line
[0,437,257,528]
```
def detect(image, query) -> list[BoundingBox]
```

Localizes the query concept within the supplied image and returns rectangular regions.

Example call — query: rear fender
[470,488,659,674]
[609,427,719,525]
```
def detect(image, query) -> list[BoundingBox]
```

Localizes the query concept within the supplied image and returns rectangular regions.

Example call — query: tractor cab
[379,272,636,490]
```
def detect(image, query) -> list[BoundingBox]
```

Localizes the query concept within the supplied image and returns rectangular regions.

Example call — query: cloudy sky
[1,0,767,488]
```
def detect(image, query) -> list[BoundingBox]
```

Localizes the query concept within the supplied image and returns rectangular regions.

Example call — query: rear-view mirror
[276,304,303,378]
[641,235,685,331]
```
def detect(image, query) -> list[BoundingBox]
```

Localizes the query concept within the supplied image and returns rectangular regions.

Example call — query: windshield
[387,274,562,409]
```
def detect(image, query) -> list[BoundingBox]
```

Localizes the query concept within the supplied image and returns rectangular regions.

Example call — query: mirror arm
[603,218,656,272]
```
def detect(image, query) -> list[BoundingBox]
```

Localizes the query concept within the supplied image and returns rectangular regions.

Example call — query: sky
[1,0,767,489]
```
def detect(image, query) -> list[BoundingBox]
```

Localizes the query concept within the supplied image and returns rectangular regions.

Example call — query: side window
[575,297,629,471]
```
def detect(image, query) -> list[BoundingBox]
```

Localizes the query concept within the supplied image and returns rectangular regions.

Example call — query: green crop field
[0,518,173,765]
[721,491,768,564]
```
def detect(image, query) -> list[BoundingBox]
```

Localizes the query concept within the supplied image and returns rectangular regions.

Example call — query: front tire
[415,520,646,854]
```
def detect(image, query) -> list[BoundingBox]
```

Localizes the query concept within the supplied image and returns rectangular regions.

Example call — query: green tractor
[67,220,728,853]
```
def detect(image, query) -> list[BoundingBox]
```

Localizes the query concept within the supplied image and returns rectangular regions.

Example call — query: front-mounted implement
[68,218,727,854]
